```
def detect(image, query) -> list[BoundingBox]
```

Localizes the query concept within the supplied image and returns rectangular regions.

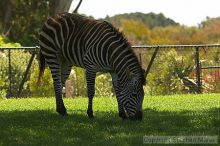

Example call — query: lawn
[0,94,219,146]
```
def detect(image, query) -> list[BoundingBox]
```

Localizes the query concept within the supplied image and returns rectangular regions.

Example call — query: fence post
[144,46,159,78]
[195,46,202,93]
[7,49,12,97]
[17,52,36,97]
[139,53,142,67]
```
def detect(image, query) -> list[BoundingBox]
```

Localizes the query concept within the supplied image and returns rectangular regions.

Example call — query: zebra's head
[123,72,146,121]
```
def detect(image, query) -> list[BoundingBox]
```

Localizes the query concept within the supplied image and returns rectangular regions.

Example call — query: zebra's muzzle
[129,111,143,121]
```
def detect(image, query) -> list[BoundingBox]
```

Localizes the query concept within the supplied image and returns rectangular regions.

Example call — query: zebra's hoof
[129,111,143,121]
[56,108,68,116]
[119,111,127,120]
[87,109,94,119]
[88,115,94,119]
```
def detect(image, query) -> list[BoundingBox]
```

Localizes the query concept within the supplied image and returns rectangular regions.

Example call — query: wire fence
[133,44,220,94]
[0,44,220,98]
[0,47,39,97]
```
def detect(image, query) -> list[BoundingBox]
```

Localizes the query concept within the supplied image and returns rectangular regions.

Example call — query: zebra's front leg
[116,96,127,119]
[111,74,127,119]
[86,70,96,119]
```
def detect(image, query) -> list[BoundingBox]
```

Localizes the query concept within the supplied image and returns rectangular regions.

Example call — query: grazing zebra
[38,12,146,120]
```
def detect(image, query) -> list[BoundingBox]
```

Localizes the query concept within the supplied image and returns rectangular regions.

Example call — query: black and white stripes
[38,12,146,120]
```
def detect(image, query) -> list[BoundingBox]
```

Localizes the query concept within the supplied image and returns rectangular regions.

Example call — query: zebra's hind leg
[111,73,127,119]
[48,58,67,116]
[85,70,96,119]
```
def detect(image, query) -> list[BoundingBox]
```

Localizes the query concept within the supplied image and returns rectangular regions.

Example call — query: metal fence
[133,44,220,94]
[0,44,220,98]
[0,46,39,97]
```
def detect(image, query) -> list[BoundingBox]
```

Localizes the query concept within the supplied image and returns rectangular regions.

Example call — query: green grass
[0,94,219,146]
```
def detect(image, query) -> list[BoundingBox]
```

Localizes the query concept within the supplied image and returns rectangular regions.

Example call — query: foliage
[29,67,54,97]
[147,49,195,95]
[0,50,32,97]
[29,66,113,97]
[67,68,113,97]
[0,94,219,145]
[0,0,50,45]
[0,35,20,47]
[68,67,87,97]
[150,25,198,44]
[194,17,220,44]
[105,12,220,46]
[95,73,113,96]
[0,0,74,45]
[120,19,150,45]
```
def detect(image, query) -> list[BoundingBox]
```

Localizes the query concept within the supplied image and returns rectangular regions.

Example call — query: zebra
[38,12,146,120]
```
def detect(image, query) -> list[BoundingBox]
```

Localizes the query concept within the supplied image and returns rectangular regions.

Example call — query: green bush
[0,36,20,47]
[68,67,113,97]
[0,50,32,97]
[69,67,87,97]
[95,73,113,96]
[29,66,54,97]
[29,66,113,97]
[0,52,8,98]
[147,49,195,95]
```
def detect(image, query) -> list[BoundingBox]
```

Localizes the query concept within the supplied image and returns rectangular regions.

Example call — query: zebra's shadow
[0,108,219,145]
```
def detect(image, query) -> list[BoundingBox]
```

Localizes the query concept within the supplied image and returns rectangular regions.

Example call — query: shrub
[95,73,113,96]
[147,49,195,95]
[29,66,54,97]
[67,68,113,97]
[29,66,113,97]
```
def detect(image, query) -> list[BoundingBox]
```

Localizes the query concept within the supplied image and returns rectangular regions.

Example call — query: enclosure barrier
[133,44,220,93]
[0,46,39,97]
[0,44,220,97]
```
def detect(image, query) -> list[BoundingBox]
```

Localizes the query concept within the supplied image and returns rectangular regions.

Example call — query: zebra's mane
[103,20,131,48]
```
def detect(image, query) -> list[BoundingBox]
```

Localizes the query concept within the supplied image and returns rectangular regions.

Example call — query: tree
[52,0,73,14]
[120,19,150,45]
[1,0,12,37]
[194,17,220,43]
[0,0,82,45]
[72,0,83,13]
[51,0,83,14]
[105,12,179,29]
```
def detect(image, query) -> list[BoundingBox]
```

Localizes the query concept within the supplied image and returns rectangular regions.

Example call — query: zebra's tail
[37,51,45,86]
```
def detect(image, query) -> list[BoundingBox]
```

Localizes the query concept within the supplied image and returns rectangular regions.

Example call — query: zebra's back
[39,12,142,75]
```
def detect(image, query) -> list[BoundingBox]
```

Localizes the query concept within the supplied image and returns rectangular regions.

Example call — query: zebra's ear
[142,68,145,74]
[126,69,134,81]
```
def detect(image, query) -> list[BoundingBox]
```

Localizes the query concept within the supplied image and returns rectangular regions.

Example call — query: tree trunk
[2,0,12,37]
[53,0,73,14]
[73,0,82,13]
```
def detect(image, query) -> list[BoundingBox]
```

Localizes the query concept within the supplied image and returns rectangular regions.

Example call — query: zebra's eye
[132,90,137,96]
[133,80,138,85]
